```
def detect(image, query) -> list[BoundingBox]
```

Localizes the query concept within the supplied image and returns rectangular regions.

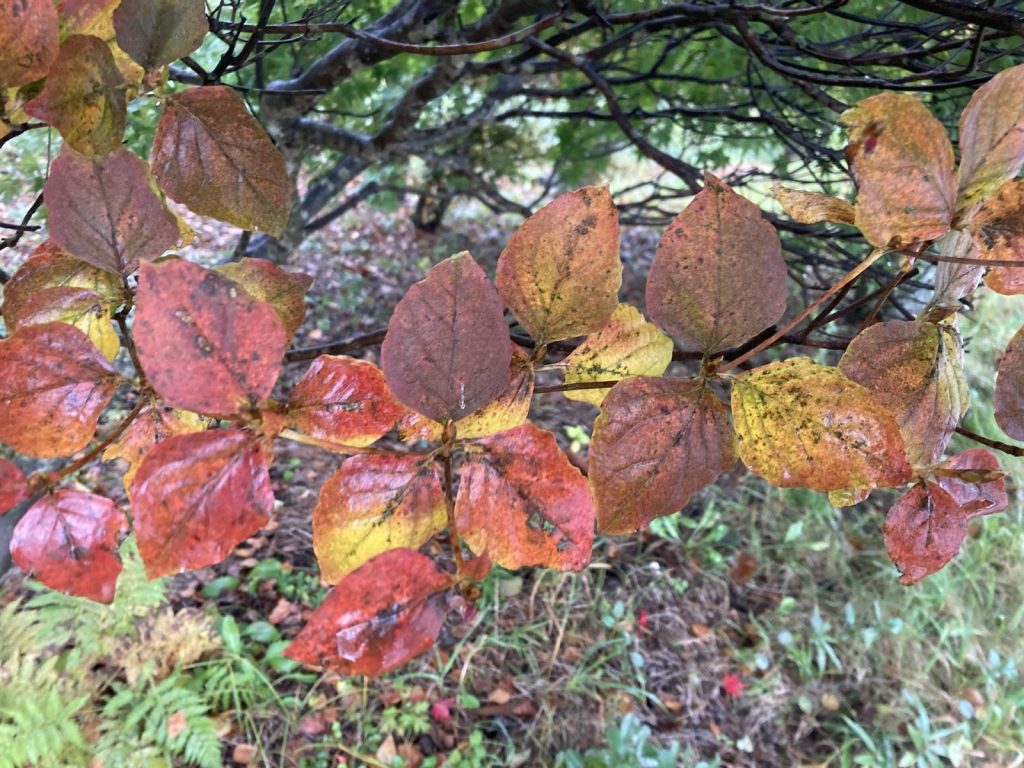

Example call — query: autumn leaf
[214,258,313,339]
[382,252,511,422]
[840,92,956,248]
[589,377,735,534]
[646,172,787,354]
[456,424,594,570]
[0,323,120,458]
[0,0,59,88]
[131,429,274,578]
[133,259,287,416]
[956,63,1024,209]
[24,34,126,156]
[496,185,621,343]
[102,403,207,493]
[994,324,1024,441]
[286,356,405,447]
[0,459,28,515]
[562,304,673,406]
[935,448,1008,517]
[731,358,911,492]
[839,320,968,466]
[966,178,1024,295]
[4,287,120,361]
[921,231,984,321]
[772,185,855,225]
[113,0,207,70]
[44,147,179,275]
[11,490,125,603]
[285,548,453,676]
[314,455,446,583]
[150,86,292,236]
[56,0,145,87]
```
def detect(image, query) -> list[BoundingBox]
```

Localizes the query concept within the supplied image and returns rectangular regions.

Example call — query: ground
[1,193,1023,767]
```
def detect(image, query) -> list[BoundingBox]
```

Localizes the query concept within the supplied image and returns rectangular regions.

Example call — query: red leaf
[430,697,457,723]
[0,0,59,88]
[131,429,273,578]
[11,490,125,603]
[284,549,452,677]
[23,34,126,156]
[287,356,406,447]
[589,376,735,534]
[0,460,28,515]
[44,147,179,274]
[134,259,287,416]
[935,449,1008,518]
[884,482,968,585]
[721,674,746,698]
[646,172,786,354]
[0,323,119,458]
[456,424,594,571]
[382,252,511,422]
[150,86,292,237]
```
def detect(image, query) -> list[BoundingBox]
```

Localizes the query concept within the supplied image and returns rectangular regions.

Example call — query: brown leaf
[496,185,621,343]
[166,709,188,740]
[44,147,179,274]
[994,323,1024,441]
[646,172,786,354]
[131,429,274,578]
[967,178,1024,295]
[24,34,125,156]
[113,0,207,70]
[11,490,124,603]
[0,323,119,458]
[284,548,452,676]
[729,552,758,586]
[151,86,292,236]
[773,185,855,225]
[231,744,257,765]
[214,258,313,339]
[382,252,511,422]
[456,423,594,571]
[840,92,956,248]
[134,259,287,416]
[921,231,984,321]
[839,320,968,466]
[0,0,59,87]
[589,376,735,534]
[956,63,1024,209]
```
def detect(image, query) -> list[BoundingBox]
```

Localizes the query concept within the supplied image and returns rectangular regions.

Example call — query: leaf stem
[277,428,427,456]
[441,422,464,576]
[955,426,1024,458]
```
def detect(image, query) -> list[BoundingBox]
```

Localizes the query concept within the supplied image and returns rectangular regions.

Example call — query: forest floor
[2,193,1023,767]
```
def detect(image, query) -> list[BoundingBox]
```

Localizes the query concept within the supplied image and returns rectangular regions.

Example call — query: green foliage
[555,714,687,768]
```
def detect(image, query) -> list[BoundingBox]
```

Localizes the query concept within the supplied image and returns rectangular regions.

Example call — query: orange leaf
[131,429,273,578]
[456,424,594,570]
[646,172,786,354]
[11,490,125,602]
[589,377,735,534]
[44,147,179,274]
[967,178,1024,295]
[840,92,955,248]
[285,548,453,676]
[0,0,59,88]
[150,86,292,236]
[382,252,511,422]
[496,185,621,343]
[214,259,313,339]
[0,323,119,458]
[134,259,287,416]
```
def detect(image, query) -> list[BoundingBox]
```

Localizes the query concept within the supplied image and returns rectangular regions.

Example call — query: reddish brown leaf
[23,34,125,156]
[994,324,1024,441]
[150,86,292,236]
[732,358,911,492]
[967,178,1024,295]
[314,455,445,583]
[956,63,1024,208]
[646,172,786,354]
[287,356,405,447]
[0,323,119,458]
[112,0,207,70]
[44,147,179,274]
[496,185,621,343]
[102,403,207,493]
[839,320,968,466]
[884,482,969,585]
[214,259,313,339]
[0,459,28,515]
[11,489,124,602]
[456,423,594,570]
[131,429,273,578]
[840,92,956,248]
[134,259,287,415]
[0,0,59,87]
[589,377,736,535]
[381,252,511,422]
[284,548,452,676]
[935,449,1008,517]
